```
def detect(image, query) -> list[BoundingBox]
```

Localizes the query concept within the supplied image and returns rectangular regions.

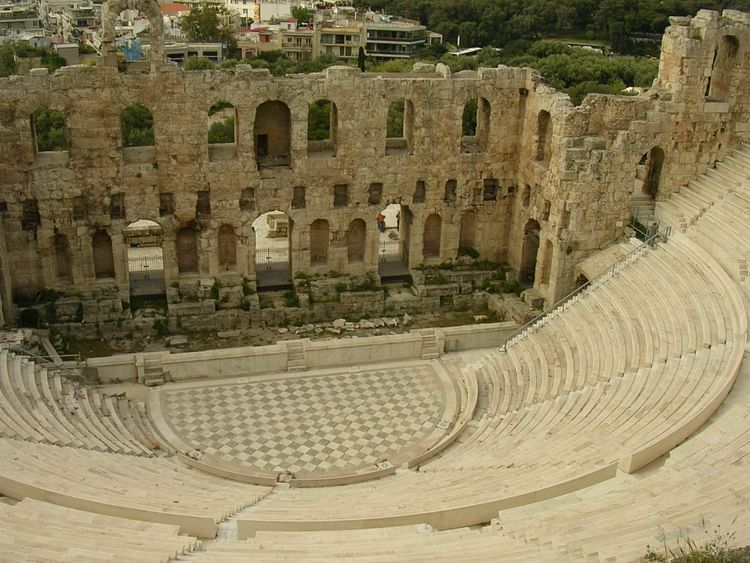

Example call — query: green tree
[0,43,16,77]
[40,51,66,72]
[121,104,154,147]
[208,101,235,143]
[308,100,332,140]
[33,108,67,151]
[291,5,312,23]
[208,116,235,143]
[180,4,237,52]
[386,99,405,138]
[462,98,478,136]
[184,56,215,70]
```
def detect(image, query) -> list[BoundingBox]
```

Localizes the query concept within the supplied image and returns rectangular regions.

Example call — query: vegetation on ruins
[0,44,16,77]
[121,104,154,147]
[33,108,67,151]
[386,99,405,137]
[241,41,658,106]
[353,0,750,55]
[644,525,750,562]
[307,100,332,140]
[208,100,235,144]
[184,56,216,70]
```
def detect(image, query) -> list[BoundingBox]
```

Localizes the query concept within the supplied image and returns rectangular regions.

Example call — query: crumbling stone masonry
[0,5,748,327]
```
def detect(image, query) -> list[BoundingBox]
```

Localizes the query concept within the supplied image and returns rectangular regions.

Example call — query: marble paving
[157,363,451,475]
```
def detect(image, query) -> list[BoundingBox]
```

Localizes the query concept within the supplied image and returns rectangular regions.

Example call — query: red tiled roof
[160,3,190,15]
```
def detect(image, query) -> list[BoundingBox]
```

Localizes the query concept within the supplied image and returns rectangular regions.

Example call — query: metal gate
[128,254,165,296]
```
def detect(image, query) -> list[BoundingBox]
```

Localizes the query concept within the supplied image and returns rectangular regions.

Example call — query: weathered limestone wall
[0,8,748,325]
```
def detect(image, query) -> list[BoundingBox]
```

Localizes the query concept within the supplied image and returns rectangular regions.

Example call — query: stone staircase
[420,329,440,360]
[143,358,165,387]
[285,340,307,372]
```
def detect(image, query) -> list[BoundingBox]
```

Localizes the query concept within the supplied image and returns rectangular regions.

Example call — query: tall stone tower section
[519,10,750,306]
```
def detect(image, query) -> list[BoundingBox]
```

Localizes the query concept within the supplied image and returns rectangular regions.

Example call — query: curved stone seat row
[0,498,198,562]
[491,346,750,562]
[189,524,561,562]
[0,348,168,456]
[234,233,746,535]
[0,438,272,537]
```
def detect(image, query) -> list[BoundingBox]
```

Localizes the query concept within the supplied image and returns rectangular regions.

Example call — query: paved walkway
[154,361,457,477]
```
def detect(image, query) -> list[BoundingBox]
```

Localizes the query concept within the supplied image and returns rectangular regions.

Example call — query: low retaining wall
[87,321,518,384]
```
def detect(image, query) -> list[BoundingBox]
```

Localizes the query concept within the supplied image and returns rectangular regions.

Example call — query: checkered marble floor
[158,364,449,475]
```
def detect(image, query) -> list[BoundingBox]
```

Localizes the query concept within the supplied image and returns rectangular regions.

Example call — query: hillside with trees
[353,0,750,54]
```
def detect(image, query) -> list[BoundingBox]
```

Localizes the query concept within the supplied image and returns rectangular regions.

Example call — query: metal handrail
[499,225,671,352]
[2,344,83,380]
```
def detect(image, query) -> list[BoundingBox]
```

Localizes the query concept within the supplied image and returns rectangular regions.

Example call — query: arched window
[520,220,541,283]
[254,100,291,168]
[641,146,664,199]
[347,219,366,263]
[461,97,490,152]
[308,99,337,156]
[536,110,552,163]
[541,239,553,285]
[208,100,236,144]
[218,224,237,270]
[386,98,413,155]
[176,227,198,273]
[121,104,154,147]
[310,219,329,266]
[462,98,478,136]
[706,35,740,101]
[423,214,441,259]
[32,108,67,152]
[92,230,115,279]
[522,185,531,208]
[54,234,72,282]
[458,211,476,256]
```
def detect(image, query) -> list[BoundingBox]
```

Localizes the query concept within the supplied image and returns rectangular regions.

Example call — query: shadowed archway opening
[123,219,166,306]
[520,219,541,284]
[423,214,442,260]
[253,210,292,290]
[377,203,411,283]
[347,218,367,265]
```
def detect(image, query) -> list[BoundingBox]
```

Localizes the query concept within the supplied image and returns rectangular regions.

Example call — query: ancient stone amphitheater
[1,4,750,562]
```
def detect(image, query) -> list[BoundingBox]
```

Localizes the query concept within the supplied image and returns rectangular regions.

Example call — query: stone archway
[253,210,292,289]
[423,214,442,259]
[123,219,165,299]
[458,210,476,256]
[520,219,541,284]
[347,219,367,264]
[101,0,164,68]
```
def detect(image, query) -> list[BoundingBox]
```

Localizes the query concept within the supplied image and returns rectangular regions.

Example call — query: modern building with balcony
[0,3,42,37]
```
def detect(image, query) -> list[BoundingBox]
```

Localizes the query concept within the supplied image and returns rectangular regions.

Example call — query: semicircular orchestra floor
[151,361,459,484]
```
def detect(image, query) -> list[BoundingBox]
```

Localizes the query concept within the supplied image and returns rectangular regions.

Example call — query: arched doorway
[218,224,237,271]
[423,214,441,259]
[310,219,329,267]
[520,219,541,284]
[92,230,115,279]
[631,146,664,230]
[123,219,165,301]
[254,101,291,169]
[377,203,411,283]
[347,218,367,264]
[253,210,292,290]
[458,210,477,257]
